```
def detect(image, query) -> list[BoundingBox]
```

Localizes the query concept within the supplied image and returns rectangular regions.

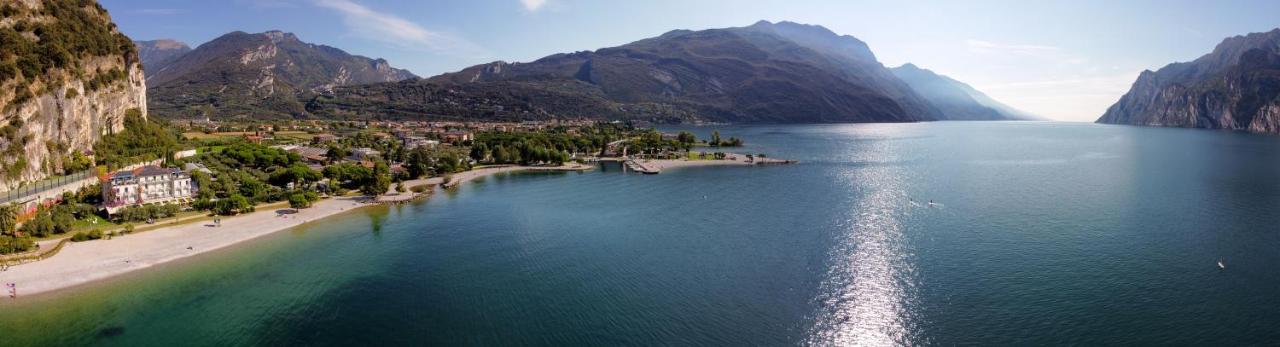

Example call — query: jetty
[623,159,661,174]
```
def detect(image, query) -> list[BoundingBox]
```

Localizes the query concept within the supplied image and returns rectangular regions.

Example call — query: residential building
[442,131,473,143]
[349,147,382,161]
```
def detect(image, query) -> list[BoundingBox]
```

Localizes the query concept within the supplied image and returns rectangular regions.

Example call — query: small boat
[1217,259,1226,270]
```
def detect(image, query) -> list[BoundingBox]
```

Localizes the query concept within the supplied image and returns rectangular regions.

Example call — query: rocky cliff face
[0,0,145,192]
[1097,29,1280,133]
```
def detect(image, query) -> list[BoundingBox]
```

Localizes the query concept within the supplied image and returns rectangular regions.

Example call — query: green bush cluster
[114,204,180,223]
[0,1,138,85]
[70,229,102,242]
[322,161,390,196]
[0,235,35,254]
[20,203,96,238]
[93,109,182,169]
[287,191,319,209]
[84,67,126,92]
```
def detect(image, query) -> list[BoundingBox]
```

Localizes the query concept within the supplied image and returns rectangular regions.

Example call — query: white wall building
[103,165,195,213]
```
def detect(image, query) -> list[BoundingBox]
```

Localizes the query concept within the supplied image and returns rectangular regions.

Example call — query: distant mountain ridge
[891,63,1036,120]
[1097,28,1280,133]
[135,39,191,76]
[146,30,416,119]
[314,20,944,123]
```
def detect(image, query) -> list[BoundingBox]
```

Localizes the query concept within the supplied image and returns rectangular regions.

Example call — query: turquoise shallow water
[2,121,1280,345]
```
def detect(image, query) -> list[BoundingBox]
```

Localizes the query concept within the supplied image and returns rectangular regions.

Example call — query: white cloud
[315,0,486,58]
[521,0,548,11]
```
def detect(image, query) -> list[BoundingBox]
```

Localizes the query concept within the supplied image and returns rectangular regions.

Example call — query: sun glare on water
[807,131,921,346]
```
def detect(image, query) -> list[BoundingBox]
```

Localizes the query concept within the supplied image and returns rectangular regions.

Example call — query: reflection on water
[807,132,920,345]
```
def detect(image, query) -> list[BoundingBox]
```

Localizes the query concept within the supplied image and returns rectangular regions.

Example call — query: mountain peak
[896,63,923,71]
[146,29,417,119]
[261,30,298,43]
[135,39,193,72]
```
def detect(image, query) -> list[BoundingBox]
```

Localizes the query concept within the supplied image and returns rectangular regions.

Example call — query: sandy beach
[1,164,596,297]
[377,163,594,203]
[0,197,374,297]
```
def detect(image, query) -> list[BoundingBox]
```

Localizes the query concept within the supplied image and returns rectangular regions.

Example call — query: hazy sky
[103,0,1280,121]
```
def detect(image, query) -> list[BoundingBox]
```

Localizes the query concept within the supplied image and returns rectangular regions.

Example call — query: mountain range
[312,21,1033,123]
[891,63,1035,120]
[1097,28,1280,133]
[144,31,416,119]
[142,21,1030,123]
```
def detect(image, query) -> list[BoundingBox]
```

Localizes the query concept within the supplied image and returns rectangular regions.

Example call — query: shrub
[71,229,103,242]
[0,235,34,254]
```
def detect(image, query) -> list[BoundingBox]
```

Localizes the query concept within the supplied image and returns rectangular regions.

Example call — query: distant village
[1,113,763,255]
[100,118,603,212]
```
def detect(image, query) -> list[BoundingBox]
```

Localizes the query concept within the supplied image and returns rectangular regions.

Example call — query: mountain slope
[314,21,939,123]
[147,30,416,119]
[135,39,190,76]
[1097,29,1280,133]
[891,63,1035,120]
[0,0,146,191]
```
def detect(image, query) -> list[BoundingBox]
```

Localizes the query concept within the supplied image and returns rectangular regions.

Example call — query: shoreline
[0,164,595,298]
[0,196,377,298]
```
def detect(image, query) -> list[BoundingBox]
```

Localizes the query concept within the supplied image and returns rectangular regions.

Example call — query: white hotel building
[102,165,195,213]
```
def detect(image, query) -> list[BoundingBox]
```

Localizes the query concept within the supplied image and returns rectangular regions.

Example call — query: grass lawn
[685,152,718,160]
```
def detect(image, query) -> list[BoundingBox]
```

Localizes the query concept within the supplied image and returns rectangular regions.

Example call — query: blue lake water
[2,121,1279,345]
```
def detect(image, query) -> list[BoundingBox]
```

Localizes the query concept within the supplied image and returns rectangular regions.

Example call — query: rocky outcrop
[0,0,145,192]
[1097,29,1280,133]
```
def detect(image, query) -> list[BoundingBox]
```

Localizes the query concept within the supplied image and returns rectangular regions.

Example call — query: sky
[102,0,1280,121]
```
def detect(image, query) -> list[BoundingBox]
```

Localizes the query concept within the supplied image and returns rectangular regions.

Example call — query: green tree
[215,194,253,215]
[288,192,312,209]
[676,131,697,151]
[360,161,392,196]
[0,203,16,236]
[325,145,349,164]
